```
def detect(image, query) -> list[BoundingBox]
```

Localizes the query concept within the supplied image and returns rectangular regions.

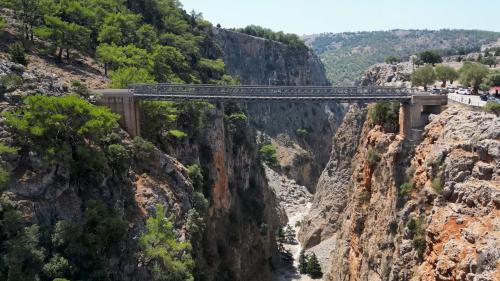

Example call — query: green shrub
[131,136,155,161]
[187,164,203,191]
[306,253,323,279]
[139,204,194,281]
[399,182,412,196]
[107,144,129,170]
[296,128,309,137]
[484,101,500,116]
[9,43,28,65]
[432,178,444,194]
[168,129,188,139]
[0,17,6,30]
[368,102,400,132]
[259,144,279,166]
[42,255,72,280]
[407,218,426,260]
[367,149,381,168]
[0,143,18,189]
[227,112,247,122]
[71,80,91,98]
[0,74,23,94]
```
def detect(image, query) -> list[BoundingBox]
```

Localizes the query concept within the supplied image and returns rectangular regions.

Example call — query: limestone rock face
[213,28,347,191]
[359,62,413,87]
[308,104,500,281]
[299,104,367,249]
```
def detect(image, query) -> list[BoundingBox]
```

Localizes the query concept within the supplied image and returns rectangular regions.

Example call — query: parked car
[447,86,457,93]
[431,88,441,94]
[457,88,470,95]
[440,88,449,95]
[480,94,489,101]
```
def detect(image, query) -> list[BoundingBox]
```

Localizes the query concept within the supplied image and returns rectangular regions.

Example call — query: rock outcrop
[214,28,346,191]
[301,103,500,281]
[358,62,413,87]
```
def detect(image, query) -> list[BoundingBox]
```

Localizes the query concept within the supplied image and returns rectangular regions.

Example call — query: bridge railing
[131,84,412,98]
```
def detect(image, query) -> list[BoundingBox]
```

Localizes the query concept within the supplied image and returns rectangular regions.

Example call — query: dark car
[440,88,449,95]
[431,88,441,94]
[480,94,489,101]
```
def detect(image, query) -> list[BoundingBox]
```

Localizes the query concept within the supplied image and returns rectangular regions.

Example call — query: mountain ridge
[302,29,500,85]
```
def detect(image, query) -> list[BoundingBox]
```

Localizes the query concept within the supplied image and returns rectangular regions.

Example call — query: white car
[457,88,470,95]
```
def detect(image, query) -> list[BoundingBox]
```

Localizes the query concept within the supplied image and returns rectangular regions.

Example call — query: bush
[432,178,444,194]
[227,112,247,122]
[296,128,309,137]
[0,143,18,189]
[139,204,194,281]
[484,101,500,116]
[306,253,323,279]
[368,102,400,132]
[367,149,381,168]
[107,144,129,170]
[131,136,155,161]
[0,74,23,94]
[407,218,426,260]
[9,43,28,65]
[399,182,412,196]
[71,80,91,98]
[385,56,400,64]
[187,164,203,191]
[259,144,279,166]
[0,17,6,30]
[167,129,188,139]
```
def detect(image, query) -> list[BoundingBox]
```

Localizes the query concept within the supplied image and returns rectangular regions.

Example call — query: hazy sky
[180,0,500,35]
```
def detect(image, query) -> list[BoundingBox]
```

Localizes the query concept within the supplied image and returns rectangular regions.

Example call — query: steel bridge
[130,84,413,103]
[95,84,447,138]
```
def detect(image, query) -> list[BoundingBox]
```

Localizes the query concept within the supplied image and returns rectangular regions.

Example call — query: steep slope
[304,29,500,85]
[300,101,500,280]
[213,28,346,191]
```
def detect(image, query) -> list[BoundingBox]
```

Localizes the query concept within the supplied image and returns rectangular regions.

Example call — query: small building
[490,86,500,97]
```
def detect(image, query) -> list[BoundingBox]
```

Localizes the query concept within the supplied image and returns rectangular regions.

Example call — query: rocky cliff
[0,41,282,280]
[300,102,500,280]
[213,28,346,191]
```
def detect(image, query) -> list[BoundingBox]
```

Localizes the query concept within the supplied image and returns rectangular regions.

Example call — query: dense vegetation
[0,0,238,86]
[368,102,400,133]
[305,29,500,85]
[0,197,128,281]
[233,25,307,50]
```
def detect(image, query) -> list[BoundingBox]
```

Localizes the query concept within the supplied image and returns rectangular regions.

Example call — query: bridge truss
[131,84,413,103]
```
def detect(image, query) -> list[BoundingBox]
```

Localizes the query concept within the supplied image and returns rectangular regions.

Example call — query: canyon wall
[213,28,346,191]
[300,62,500,280]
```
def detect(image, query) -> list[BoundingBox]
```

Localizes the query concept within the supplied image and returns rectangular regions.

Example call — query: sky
[180,0,500,35]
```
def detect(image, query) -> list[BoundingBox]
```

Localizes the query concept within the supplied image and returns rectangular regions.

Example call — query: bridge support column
[399,102,411,137]
[399,94,447,140]
[97,90,141,137]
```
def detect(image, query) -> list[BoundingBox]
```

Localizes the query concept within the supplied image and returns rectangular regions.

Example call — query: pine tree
[306,253,323,279]
[298,250,307,274]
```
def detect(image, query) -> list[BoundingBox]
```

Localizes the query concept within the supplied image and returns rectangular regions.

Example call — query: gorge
[0,1,499,281]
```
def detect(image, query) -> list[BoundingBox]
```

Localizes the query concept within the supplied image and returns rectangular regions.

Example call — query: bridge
[95,84,448,139]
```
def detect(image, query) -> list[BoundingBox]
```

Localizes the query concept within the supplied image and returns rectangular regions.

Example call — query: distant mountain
[303,29,500,85]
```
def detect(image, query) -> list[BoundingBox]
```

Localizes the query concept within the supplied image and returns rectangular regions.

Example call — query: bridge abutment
[96,89,141,137]
[399,94,447,140]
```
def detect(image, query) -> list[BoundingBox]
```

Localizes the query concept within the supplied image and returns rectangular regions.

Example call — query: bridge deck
[130,84,413,102]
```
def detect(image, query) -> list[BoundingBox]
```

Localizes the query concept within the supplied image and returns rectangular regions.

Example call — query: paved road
[448,93,486,107]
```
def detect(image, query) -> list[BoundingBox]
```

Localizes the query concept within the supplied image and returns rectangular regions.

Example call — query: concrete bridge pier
[96,89,141,137]
[399,94,447,141]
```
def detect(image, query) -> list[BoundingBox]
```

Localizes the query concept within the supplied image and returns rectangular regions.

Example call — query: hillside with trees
[0,0,238,88]
[303,29,500,85]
